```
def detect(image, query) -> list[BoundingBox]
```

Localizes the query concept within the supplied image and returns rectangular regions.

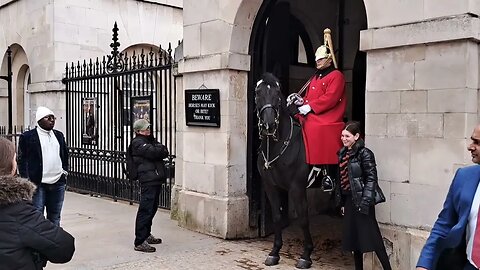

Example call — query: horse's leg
[263,182,283,266]
[290,186,313,269]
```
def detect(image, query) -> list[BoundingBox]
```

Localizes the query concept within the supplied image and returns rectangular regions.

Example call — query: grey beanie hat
[133,119,150,131]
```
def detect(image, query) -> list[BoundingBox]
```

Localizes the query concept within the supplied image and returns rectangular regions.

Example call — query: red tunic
[298,70,346,165]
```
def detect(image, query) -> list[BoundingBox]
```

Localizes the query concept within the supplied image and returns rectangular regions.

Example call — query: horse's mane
[261,73,280,89]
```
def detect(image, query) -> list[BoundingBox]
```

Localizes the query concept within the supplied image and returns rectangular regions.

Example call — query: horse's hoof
[295,258,312,269]
[264,255,280,266]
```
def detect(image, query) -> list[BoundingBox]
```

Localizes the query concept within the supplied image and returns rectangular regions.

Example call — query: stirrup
[321,168,335,192]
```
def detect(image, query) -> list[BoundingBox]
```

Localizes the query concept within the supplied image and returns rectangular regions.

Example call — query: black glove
[357,201,370,215]
[286,103,299,117]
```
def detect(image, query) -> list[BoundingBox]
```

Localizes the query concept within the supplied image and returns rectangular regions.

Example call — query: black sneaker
[134,241,156,253]
[146,235,162,245]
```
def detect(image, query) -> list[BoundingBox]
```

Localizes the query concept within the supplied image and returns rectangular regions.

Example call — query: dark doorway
[247,0,367,236]
[352,51,367,127]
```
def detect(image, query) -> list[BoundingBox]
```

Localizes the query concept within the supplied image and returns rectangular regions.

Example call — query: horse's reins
[260,113,294,170]
[256,79,299,169]
[260,75,311,169]
[286,76,313,106]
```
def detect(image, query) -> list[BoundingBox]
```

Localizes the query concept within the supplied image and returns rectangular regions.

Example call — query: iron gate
[62,23,176,209]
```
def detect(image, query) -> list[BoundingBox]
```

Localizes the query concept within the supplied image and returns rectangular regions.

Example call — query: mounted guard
[287,28,346,190]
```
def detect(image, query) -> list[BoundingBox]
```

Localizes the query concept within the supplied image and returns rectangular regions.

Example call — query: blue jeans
[32,181,66,226]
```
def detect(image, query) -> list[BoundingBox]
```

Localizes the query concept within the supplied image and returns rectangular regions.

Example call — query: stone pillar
[360,12,480,269]
[172,0,257,238]
[172,67,254,238]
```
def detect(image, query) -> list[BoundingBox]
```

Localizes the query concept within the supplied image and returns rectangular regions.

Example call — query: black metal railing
[0,125,30,148]
[62,22,176,209]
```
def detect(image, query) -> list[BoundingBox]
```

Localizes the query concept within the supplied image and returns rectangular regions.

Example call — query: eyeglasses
[43,115,56,121]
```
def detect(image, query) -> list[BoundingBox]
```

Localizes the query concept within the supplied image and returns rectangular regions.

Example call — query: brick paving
[46,192,353,270]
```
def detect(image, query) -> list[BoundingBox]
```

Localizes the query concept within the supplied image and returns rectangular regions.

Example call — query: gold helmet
[314,28,338,69]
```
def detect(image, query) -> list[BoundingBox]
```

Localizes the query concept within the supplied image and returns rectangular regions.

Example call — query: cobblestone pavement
[46,192,353,270]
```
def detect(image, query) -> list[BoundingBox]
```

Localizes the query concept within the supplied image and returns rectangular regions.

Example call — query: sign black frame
[185,89,220,127]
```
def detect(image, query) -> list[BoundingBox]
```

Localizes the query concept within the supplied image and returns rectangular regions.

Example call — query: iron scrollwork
[106,22,125,74]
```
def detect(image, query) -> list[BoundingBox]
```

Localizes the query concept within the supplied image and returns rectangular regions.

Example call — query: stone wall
[360,7,480,269]
[174,68,255,238]
[176,0,480,268]
[173,0,256,238]
[0,0,183,130]
[364,0,480,28]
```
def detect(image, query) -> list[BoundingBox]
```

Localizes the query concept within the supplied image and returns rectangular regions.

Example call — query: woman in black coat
[335,121,391,270]
[0,137,75,269]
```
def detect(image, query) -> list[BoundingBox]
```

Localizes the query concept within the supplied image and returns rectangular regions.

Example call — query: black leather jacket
[130,135,169,186]
[336,139,378,214]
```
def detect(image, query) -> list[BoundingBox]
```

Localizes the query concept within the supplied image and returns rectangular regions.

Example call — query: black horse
[255,73,313,269]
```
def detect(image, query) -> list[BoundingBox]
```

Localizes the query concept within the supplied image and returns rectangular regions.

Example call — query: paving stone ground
[46,192,354,270]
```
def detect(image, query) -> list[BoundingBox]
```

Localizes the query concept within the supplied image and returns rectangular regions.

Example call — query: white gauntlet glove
[298,105,311,115]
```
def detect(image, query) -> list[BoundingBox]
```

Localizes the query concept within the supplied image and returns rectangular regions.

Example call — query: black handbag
[374,184,386,205]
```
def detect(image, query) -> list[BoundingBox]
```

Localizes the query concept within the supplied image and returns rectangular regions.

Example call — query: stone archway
[0,44,30,128]
[16,64,30,127]
[10,44,29,128]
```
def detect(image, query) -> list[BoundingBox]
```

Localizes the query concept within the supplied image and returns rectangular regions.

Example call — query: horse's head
[255,73,283,140]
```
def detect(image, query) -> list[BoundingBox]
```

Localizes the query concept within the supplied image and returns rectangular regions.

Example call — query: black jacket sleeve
[18,204,75,264]
[54,130,69,172]
[60,132,69,172]
[17,133,28,178]
[131,137,169,160]
[359,148,378,207]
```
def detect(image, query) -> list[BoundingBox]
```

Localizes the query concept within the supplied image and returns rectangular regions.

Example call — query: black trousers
[464,261,479,270]
[134,185,161,246]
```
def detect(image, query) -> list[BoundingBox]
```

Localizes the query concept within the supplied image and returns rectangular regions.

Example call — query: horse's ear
[256,79,263,90]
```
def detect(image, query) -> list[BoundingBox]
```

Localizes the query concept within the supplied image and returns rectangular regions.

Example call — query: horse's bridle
[255,79,293,169]
[255,79,281,140]
[257,102,280,140]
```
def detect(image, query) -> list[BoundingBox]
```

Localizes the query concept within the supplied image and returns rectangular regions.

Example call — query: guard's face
[38,114,56,131]
[341,129,359,149]
[468,125,480,164]
[316,57,332,70]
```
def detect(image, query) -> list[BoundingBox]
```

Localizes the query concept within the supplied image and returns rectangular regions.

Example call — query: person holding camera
[0,137,75,269]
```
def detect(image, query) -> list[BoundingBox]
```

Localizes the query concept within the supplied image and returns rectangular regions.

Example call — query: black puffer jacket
[130,135,169,186]
[336,139,378,214]
[0,176,75,270]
